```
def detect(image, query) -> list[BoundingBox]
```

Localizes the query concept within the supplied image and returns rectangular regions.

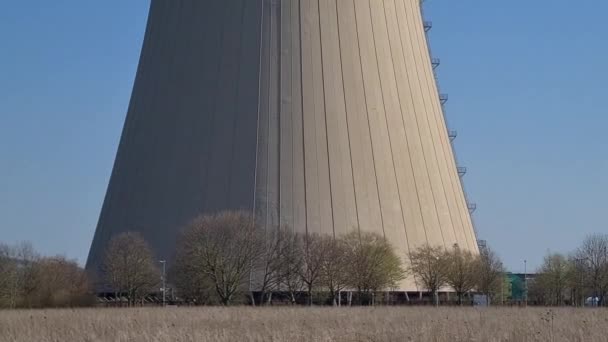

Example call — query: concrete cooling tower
[87,0,479,291]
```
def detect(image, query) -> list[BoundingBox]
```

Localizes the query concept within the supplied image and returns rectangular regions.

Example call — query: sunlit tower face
[87,0,478,291]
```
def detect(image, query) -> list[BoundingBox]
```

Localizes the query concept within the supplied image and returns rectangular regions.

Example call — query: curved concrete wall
[87,0,479,291]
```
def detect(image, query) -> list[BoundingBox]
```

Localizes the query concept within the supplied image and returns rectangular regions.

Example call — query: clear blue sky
[0,1,606,273]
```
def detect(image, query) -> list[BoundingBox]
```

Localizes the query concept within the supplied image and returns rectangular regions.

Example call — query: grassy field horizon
[1,307,607,341]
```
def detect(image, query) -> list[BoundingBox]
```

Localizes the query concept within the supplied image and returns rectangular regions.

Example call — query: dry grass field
[0,307,607,342]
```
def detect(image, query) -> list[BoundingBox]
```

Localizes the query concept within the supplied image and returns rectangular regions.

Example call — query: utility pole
[159,260,166,307]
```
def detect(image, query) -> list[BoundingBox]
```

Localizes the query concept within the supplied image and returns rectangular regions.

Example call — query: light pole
[159,260,166,307]
[523,259,527,307]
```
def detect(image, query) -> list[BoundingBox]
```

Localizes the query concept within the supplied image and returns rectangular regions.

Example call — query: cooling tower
[87,0,479,290]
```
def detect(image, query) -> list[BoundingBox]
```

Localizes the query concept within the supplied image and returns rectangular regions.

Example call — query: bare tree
[567,254,590,306]
[574,234,608,306]
[297,233,328,305]
[103,232,159,306]
[409,244,448,305]
[319,237,350,306]
[27,257,92,308]
[343,232,405,305]
[54,258,92,306]
[444,245,478,305]
[276,229,304,305]
[170,249,216,305]
[475,246,505,305]
[534,253,570,306]
[0,244,19,308]
[0,242,39,308]
[1,243,92,308]
[252,226,289,305]
[15,242,39,306]
[175,211,263,306]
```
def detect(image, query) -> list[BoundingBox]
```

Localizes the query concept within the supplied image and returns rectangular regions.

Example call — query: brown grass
[0,307,607,342]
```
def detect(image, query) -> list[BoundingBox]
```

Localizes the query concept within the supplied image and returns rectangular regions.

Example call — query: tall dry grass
[0,307,606,342]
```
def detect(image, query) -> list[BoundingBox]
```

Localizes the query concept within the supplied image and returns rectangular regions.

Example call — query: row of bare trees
[529,234,608,306]
[100,211,506,307]
[408,244,504,305]
[99,212,406,306]
[98,221,608,307]
[6,210,604,308]
[168,211,406,306]
[0,242,93,308]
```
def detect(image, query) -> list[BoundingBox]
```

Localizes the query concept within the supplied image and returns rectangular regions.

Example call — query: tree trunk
[308,288,313,306]
[250,291,256,306]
